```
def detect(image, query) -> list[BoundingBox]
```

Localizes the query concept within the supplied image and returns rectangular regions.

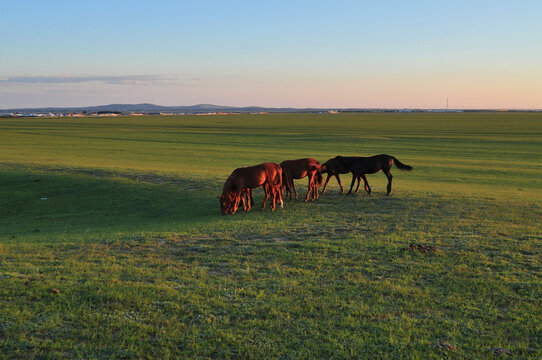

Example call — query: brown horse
[320,156,352,194]
[219,163,283,215]
[280,158,323,202]
[331,154,413,195]
[242,162,284,213]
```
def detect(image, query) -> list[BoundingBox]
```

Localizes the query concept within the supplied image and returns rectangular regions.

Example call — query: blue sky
[1,0,541,108]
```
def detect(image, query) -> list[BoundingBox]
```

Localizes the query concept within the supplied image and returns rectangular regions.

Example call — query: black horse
[329,154,413,195]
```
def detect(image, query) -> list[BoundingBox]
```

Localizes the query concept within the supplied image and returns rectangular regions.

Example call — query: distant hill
[0,103,341,114]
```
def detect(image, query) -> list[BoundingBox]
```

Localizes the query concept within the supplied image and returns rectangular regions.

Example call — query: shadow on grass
[0,164,221,242]
[3,163,539,246]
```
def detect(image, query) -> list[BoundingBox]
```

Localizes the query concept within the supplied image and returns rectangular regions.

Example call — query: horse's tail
[392,156,413,171]
[274,166,283,187]
[264,165,282,189]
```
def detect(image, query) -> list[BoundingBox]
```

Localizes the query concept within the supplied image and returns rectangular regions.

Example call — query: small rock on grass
[490,347,511,356]
[435,342,456,351]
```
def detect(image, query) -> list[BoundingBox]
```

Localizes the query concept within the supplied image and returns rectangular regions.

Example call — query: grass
[0,112,541,358]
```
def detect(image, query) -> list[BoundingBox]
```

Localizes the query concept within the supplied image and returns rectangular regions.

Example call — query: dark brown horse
[332,154,413,195]
[320,156,352,194]
[280,158,323,202]
[219,163,283,215]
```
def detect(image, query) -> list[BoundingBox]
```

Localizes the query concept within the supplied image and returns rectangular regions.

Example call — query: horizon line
[2,102,542,112]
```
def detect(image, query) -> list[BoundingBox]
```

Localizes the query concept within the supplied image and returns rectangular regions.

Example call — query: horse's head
[322,156,340,173]
[315,170,323,186]
[320,163,328,173]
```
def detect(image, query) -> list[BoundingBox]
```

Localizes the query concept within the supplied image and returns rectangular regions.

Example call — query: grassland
[0,112,541,359]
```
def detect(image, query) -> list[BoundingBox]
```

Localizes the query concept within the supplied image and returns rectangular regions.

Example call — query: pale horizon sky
[1,0,542,109]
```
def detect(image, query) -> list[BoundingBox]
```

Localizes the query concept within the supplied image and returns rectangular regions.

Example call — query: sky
[1,0,542,109]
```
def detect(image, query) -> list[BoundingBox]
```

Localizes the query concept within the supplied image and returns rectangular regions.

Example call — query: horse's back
[280,158,320,179]
[351,154,393,174]
[230,164,268,189]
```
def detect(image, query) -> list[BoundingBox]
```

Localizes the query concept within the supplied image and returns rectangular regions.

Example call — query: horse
[332,154,413,195]
[280,158,323,202]
[219,163,283,215]
[320,156,352,194]
[242,163,284,212]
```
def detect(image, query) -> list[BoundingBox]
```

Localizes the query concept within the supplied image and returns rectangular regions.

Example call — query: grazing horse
[243,162,284,212]
[280,158,323,202]
[320,156,352,194]
[333,154,413,195]
[219,163,283,215]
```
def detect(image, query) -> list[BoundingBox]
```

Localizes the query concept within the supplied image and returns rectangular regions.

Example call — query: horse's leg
[336,174,344,194]
[270,186,276,211]
[321,173,332,194]
[276,185,284,208]
[361,174,371,194]
[247,188,252,211]
[277,186,283,208]
[354,175,362,193]
[305,174,314,202]
[385,171,393,195]
[283,177,291,201]
[241,190,247,212]
[232,192,241,214]
[261,186,270,210]
[292,179,298,199]
[309,174,317,201]
[347,173,357,195]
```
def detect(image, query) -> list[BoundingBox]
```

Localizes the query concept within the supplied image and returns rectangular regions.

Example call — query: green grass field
[1,112,541,359]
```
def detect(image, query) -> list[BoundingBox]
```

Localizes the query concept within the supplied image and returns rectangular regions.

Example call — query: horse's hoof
[280,200,284,208]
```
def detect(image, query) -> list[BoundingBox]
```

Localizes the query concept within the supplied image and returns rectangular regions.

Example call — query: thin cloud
[0,75,170,85]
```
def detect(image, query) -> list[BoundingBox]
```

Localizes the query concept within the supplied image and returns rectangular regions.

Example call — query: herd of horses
[219,154,413,215]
